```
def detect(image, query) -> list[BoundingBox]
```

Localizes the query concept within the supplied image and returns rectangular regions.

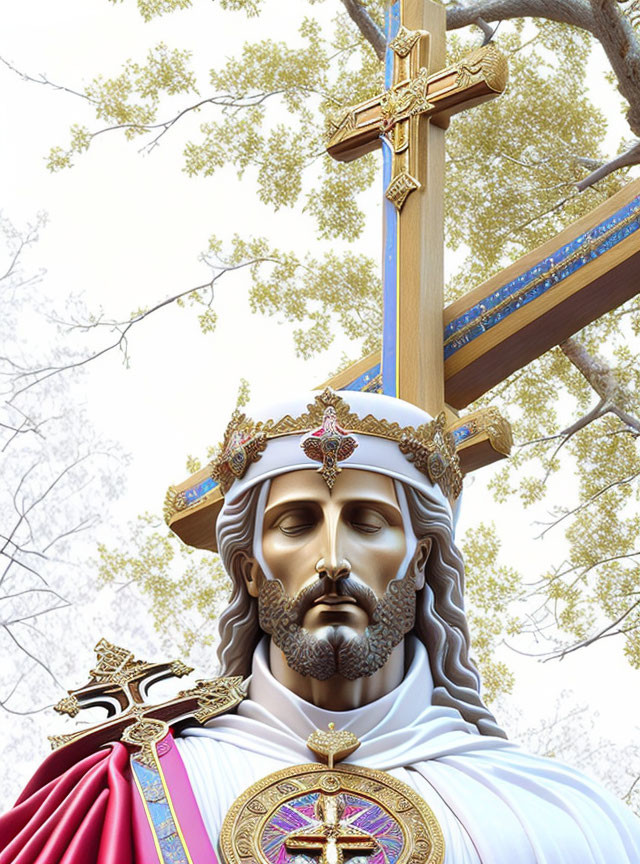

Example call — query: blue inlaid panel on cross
[183,476,216,505]
[444,195,640,360]
[381,1,401,398]
[452,424,474,446]
[340,362,382,393]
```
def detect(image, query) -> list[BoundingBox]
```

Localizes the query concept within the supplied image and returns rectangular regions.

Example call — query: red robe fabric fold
[0,743,132,864]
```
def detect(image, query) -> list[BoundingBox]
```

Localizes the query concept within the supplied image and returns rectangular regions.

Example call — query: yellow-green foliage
[80,2,640,695]
[461,522,522,702]
[97,512,230,652]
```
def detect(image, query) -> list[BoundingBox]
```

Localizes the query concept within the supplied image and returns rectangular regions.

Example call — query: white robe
[176,638,640,863]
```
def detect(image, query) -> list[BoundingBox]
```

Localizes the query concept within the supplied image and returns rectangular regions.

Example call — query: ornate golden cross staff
[49,638,245,769]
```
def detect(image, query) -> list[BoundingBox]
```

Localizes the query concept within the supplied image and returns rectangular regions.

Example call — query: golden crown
[211,388,462,501]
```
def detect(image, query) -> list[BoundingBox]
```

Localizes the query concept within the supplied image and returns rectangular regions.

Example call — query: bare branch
[0,213,45,285]
[0,55,98,104]
[560,338,640,433]
[2,624,65,688]
[338,0,386,60]
[474,17,500,43]
[90,88,331,157]
[1,587,69,604]
[537,468,640,537]
[445,1,597,34]
[575,139,640,190]
[588,0,640,135]
[1,256,279,401]
[543,597,640,661]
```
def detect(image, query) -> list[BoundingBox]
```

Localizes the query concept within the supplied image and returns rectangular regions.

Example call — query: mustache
[291,576,378,620]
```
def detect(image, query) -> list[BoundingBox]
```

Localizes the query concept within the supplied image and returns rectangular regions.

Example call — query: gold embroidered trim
[210,388,462,501]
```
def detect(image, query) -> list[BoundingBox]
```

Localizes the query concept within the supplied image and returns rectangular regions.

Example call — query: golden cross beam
[327,39,507,211]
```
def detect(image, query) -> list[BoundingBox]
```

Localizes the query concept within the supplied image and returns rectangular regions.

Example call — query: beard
[257,571,417,681]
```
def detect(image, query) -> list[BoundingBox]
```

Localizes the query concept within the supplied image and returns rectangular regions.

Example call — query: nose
[315,556,351,582]
[315,507,351,582]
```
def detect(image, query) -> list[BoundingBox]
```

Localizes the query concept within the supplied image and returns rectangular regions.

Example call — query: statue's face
[262,469,407,632]
[255,469,424,681]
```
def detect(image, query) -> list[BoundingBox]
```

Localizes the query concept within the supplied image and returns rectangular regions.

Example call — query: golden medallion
[220,724,445,864]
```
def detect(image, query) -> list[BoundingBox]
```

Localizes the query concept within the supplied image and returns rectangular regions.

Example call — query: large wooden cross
[163,1,640,552]
[322,0,640,468]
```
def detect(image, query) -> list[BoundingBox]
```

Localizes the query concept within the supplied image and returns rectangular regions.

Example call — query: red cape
[0,743,131,864]
[0,733,216,864]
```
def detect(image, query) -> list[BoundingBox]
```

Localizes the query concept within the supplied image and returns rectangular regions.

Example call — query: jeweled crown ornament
[220,723,445,864]
[165,388,471,552]
[211,388,462,501]
[301,406,359,490]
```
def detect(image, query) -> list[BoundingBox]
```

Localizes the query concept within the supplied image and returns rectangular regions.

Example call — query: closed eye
[275,507,317,536]
[350,521,382,534]
[347,506,389,534]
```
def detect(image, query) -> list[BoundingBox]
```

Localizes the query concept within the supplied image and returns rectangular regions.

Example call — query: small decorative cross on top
[326,0,508,416]
[327,26,506,212]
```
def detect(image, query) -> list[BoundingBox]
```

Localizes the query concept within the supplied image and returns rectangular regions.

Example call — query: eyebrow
[264,495,402,515]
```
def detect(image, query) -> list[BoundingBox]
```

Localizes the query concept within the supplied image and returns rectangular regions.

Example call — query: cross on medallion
[285,793,377,864]
[50,638,245,769]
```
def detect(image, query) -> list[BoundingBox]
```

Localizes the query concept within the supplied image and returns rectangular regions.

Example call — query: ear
[236,551,262,598]
[412,537,432,591]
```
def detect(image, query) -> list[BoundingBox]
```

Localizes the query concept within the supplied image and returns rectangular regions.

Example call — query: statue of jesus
[2,389,639,864]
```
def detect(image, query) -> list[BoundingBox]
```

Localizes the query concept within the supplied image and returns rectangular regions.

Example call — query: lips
[313,595,358,606]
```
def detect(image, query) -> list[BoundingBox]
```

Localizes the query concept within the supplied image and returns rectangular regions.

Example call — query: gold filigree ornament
[210,388,462,503]
[219,723,445,864]
[212,410,268,493]
[384,171,420,211]
[379,68,433,129]
[388,25,425,58]
[121,708,169,769]
[455,43,508,93]
[301,406,358,490]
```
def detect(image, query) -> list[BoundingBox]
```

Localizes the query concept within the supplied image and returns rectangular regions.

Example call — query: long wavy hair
[216,479,505,738]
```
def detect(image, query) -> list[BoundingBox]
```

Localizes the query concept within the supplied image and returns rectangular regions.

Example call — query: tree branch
[576,138,640,190]
[445,1,597,34]
[1,256,278,401]
[447,0,640,160]
[588,0,640,135]
[338,0,386,60]
[0,55,98,104]
[560,337,639,429]
[543,596,640,660]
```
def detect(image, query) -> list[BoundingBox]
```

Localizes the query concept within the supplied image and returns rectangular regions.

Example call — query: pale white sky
[1,0,638,788]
